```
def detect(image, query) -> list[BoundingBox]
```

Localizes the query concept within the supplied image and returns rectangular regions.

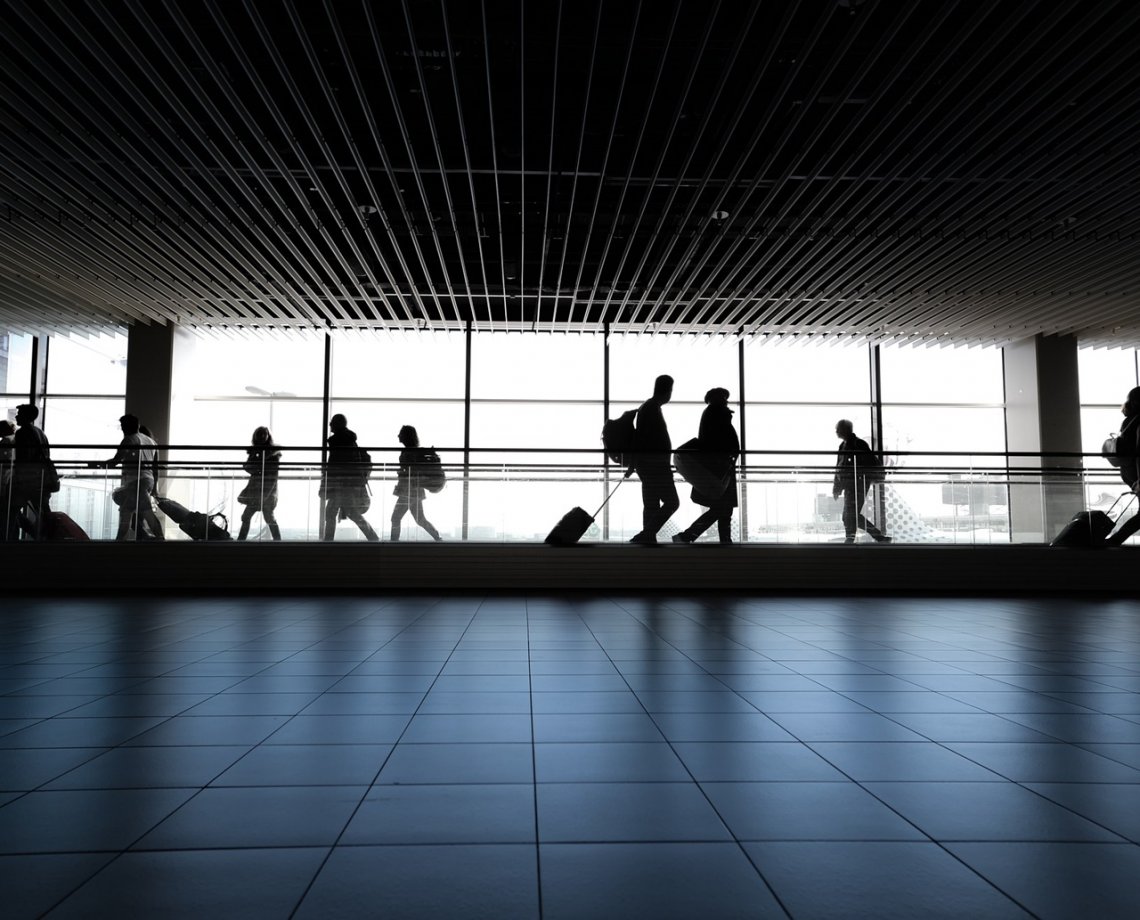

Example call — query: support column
[125,321,174,455]
[1003,334,1083,542]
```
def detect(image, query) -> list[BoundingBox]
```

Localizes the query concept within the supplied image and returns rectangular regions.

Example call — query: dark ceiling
[2,0,1139,346]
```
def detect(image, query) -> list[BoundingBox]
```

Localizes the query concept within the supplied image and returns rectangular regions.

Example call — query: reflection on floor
[2,594,1139,918]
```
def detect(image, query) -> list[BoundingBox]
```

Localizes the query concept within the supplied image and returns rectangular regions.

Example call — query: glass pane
[330,330,466,399]
[469,402,603,466]
[880,344,1004,404]
[171,327,326,400]
[1078,347,1138,405]
[326,400,466,456]
[40,397,125,463]
[881,406,1006,466]
[745,341,870,402]
[744,404,872,464]
[46,332,128,395]
[0,331,33,395]
[1082,406,1129,458]
[470,331,602,399]
[609,333,740,405]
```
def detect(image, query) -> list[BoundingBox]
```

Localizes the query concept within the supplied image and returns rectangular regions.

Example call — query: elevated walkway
[7,542,1129,594]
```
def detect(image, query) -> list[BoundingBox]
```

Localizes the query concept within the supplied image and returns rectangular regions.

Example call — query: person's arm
[833,447,845,498]
[90,441,127,469]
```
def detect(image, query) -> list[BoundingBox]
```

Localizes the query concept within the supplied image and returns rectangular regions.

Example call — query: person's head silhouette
[835,419,854,440]
[15,404,38,427]
[252,426,273,447]
[653,375,674,404]
[1124,386,1140,417]
[119,414,140,435]
[398,425,419,448]
[329,414,347,433]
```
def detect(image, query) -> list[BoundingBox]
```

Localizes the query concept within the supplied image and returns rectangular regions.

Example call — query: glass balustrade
[1,444,1134,545]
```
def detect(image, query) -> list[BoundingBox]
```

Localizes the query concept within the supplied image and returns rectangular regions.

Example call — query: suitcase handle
[590,478,626,519]
[1108,490,1138,521]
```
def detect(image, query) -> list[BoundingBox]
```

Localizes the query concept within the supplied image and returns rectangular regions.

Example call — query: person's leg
[841,488,857,542]
[410,496,441,541]
[717,506,734,543]
[678,506,718,542]
[116,506,133,541]
[854,485,887,540]
[347,510,380,541]
[322,501,339,540]
[639,474,658,536]
[390,498,409,541]
[238,506,255,540]
[655,477,680,535]
[642,465,679,536]
[139,492,164,540]
[262,506,282,540]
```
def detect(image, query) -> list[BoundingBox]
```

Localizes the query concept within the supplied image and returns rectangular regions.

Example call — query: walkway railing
[3,444,1134,544]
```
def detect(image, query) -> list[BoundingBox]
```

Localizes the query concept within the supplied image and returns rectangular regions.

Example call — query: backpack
[355,447,374,483]
[602,409,638,465]
[862,448,887,483]
[417,448,446,493]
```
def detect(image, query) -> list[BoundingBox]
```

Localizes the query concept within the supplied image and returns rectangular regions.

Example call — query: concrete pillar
[125,321,174,454]
[1004,334,1084,542]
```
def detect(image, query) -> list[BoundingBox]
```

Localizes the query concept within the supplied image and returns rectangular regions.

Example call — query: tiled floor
[2,595,1140,919]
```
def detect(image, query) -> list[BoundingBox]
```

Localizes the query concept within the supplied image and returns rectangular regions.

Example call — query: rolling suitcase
[156,497,233,541]
[1051,492,1136,547]
[545,479,625,546]
[45,511,90,541]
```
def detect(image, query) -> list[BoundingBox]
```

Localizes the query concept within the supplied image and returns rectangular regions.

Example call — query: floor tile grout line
[603,597,1061,920]
[524,596,545,920]
[31,597,441,919]
[579,596,796,920]
[286,596,488,920]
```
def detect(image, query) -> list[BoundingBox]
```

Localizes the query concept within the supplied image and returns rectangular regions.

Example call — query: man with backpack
[628,375,680,545]
[832,418,890,544]
[321,413,379,541]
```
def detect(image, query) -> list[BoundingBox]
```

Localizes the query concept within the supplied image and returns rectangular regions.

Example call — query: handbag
[1102,434,1121,468]
[673,438,729,499]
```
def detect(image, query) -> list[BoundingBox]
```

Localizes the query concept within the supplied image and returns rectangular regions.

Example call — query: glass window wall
[879,344,1008,544]
[468,331,603,541]
[168,329,325,540]
[330,330,467,541]
[743,341,872,545]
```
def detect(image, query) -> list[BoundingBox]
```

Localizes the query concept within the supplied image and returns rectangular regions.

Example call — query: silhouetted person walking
[94,414,164,541]
[321,413,378,541]
[0,419,15,538]
[237,426,282,541]
[1106,385,1140,546]
[833,419,889,544]
[9,404,53,540]
[674,387,739,543]
[391,425,442,542]
[628,374,679,544]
